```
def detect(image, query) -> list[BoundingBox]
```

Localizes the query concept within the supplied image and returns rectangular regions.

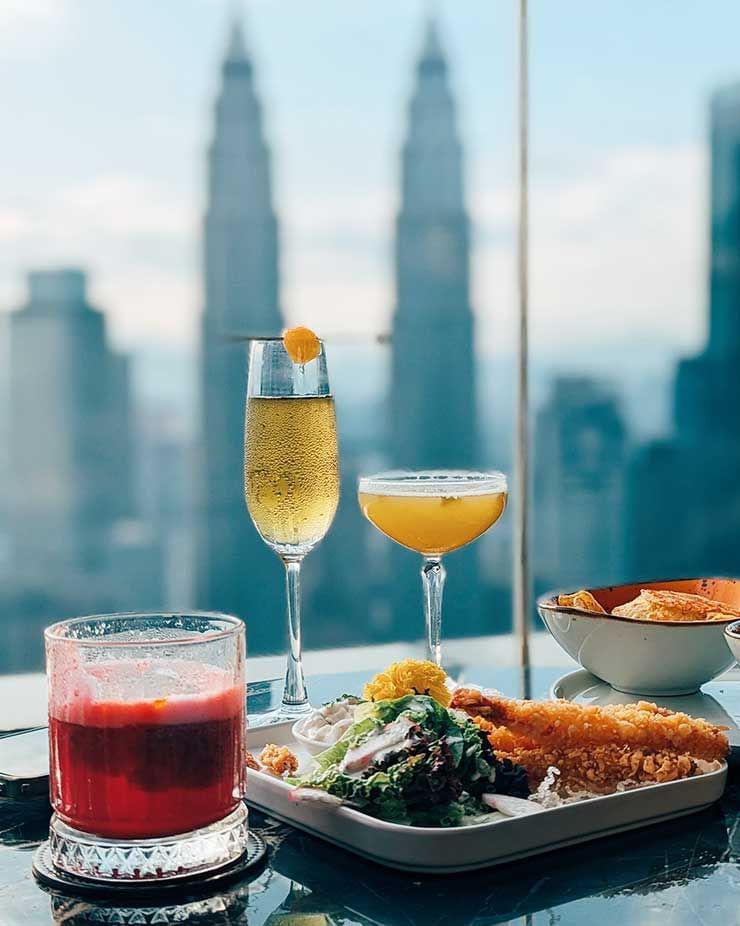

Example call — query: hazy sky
[2,0,740,360]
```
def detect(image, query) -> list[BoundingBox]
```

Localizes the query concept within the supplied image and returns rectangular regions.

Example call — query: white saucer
[550,668,740,757]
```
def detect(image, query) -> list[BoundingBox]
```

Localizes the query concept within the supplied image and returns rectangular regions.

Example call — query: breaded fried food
[459,691,728,794]
[259,743,299,777]
[612,588,740,622]
[557,590,606,613]
[473,716,699,793]
[452,689,728,762]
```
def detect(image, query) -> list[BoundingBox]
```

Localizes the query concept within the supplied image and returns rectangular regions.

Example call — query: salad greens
[289,694,529,826]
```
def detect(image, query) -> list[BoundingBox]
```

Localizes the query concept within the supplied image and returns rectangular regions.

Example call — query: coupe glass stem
[282,558,309,712]
[421,556,446,666]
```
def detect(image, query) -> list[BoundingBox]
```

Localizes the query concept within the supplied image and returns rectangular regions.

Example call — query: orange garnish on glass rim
[283,326,321,364]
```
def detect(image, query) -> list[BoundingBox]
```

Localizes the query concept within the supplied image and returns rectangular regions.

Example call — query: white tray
[551,668,740,757]
[244,720,727,873]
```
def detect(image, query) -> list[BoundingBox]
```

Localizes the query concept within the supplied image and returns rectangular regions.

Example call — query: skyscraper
[627,83,740,577]
[705,84,740,364]
[534,378,627,593]
[673,85,740,447]
[6,269,140,668]
[9,269,134,582]
[197,21,284,649]
[388,18,482,637]
[391,18,477,469]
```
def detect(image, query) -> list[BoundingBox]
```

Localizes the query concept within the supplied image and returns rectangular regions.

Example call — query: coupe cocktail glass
[244,338,339,721]
[45,612,247,883]
[358,471,507,666]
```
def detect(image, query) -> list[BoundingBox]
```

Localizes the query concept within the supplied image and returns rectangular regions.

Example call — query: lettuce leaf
[311,716,379,772]
[289,693,529,826]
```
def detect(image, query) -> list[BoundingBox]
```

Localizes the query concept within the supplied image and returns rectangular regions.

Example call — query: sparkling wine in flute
[245,395,339,552]
[243,331,339,722]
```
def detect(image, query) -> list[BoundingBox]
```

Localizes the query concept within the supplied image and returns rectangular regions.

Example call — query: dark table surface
[2,666,740,925]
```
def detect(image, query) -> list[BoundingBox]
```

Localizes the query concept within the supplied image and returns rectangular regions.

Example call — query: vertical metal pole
[514,0,531,698]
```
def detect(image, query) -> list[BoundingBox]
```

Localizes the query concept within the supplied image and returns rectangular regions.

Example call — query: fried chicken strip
[453,688,728,762]
[474,716,698,793]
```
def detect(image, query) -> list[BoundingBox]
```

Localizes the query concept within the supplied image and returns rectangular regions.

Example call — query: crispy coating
[259,743,299,777]
[474,716,698,793]
[245,750,260,771]
[557,590,606,613]
[612,588,740,622]
[454,689,727,795]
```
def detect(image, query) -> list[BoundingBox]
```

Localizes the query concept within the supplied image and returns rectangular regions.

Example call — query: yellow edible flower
[363,659,451,707]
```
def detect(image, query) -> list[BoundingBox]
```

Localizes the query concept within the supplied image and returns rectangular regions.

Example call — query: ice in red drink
[48,659,245,839]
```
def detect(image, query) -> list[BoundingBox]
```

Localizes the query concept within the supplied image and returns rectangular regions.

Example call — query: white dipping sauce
[297,700,358,745]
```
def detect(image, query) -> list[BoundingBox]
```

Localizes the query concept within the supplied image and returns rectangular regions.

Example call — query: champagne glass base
[48,804,249,883]
[248,700,312,728]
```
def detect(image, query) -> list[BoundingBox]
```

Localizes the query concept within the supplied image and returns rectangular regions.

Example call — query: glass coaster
[47,803,249,883]
[33,828,266,900]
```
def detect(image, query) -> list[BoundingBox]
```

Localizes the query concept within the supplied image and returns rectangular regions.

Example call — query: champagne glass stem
[282,558,310,712]
[421,556,446,667]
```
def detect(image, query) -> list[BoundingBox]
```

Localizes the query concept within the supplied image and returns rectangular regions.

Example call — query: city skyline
[4,0,740,362]
[627,84,740,582]
[2,5,740,673]
[4,268,164,671]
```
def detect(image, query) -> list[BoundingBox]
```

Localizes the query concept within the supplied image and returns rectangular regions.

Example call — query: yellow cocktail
[358,491,506,555]
[358,471,508,666]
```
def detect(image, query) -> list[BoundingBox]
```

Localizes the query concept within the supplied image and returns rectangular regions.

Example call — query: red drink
[49,659,245,839]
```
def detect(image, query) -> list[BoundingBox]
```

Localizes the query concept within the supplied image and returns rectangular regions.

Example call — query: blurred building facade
[5,269,162,669]
[9,270,133,582]
[627,84,740,578]
[534,378,627,594]
[196,23,284,651]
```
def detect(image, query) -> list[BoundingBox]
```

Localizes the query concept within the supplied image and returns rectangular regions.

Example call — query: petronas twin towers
[197,18,479,647]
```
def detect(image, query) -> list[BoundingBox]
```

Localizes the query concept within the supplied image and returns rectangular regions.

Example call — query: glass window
[1,2,518,674]
[530,0,740,600]
[6,2,737,676]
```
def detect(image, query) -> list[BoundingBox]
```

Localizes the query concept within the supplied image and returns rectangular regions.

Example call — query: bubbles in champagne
[244,396,340,549]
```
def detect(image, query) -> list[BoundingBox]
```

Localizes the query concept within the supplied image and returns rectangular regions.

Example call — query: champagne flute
[244,337,339,721]
[358,470,507,666]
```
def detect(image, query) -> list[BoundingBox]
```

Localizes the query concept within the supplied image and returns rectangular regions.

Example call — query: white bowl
[538,579,739,696]
[291,717,333,756]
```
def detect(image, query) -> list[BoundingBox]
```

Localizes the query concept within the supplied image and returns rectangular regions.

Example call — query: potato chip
[557,590,606,613]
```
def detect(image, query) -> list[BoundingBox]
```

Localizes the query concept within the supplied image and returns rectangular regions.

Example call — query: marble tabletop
[1,666,739,925]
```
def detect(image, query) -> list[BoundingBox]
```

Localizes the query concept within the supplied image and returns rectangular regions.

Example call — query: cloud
[1,0,73,57]
[279,186,394,337]
[473,142,707,354]
[0,173,197,349]
[0,0,64,25]
[92,270,198,348]
[0,209,33,242]
[277,141,707,361]
[0,142,707,361]
[54,176,193,239]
